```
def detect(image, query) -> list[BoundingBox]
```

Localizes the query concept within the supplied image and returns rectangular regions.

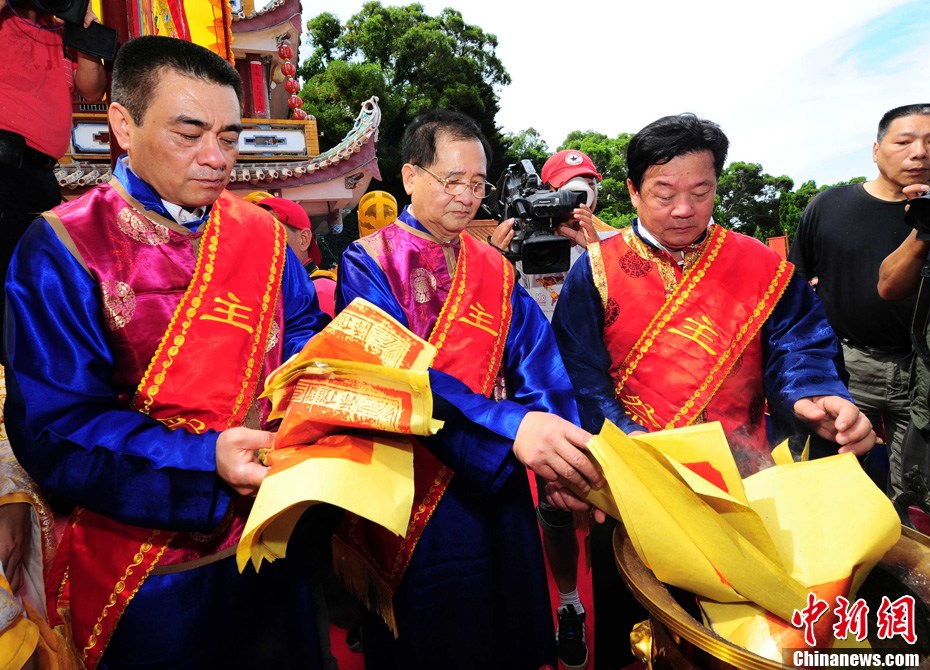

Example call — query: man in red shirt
[0,0,106,328]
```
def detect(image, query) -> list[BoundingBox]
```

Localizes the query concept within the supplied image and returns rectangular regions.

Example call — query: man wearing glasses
[335,108,601,669]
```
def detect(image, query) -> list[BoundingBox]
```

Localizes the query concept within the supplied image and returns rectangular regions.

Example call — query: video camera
[11,0,119,61]
[485,159,585,274]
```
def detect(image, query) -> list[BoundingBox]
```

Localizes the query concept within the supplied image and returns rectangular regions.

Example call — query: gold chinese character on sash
[668,315,719,355]
[458,302,499,337]
[621,394,663,430]
[200,292,255,333]
[159,415,207,434]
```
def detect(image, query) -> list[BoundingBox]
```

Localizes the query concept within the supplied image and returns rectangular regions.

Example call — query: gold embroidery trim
[81,530,172,660]
[134,202,222,414]
[228,222,285,427]
[587,240,609,311]
[615,227,727,395]
[667,259,793,427]
[480,252,513,396]
[389,465,453,580]
[430,236,467,354]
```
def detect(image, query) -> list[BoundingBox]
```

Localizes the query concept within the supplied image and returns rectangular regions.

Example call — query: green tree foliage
[778,179,825,242]
[558,131,636,228]
[714,162,794,240]
[299,7,870,251]
[298,2,512,203]
[499,127,550,174]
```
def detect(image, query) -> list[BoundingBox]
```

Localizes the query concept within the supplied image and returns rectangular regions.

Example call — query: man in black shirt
[790,103,930,498]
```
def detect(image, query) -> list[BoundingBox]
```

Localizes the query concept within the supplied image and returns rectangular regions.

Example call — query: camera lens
[521,234,571,274]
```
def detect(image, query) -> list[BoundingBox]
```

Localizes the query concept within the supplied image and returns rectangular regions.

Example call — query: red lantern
[288,95,303,110]
[280,61,296,77]
[277,44,293,61]
[284,78,300,94]
[292,109,308,120]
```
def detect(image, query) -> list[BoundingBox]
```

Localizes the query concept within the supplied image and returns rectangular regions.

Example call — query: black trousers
[591,517,648,669]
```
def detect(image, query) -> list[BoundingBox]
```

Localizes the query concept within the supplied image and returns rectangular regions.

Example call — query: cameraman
[491,150,609,319]
[879,175,930,496]
[791,104,930,499]
[0,0,106,323]
[489,149,609,670]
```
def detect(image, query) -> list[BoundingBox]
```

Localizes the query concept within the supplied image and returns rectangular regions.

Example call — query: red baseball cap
[258,197,311,230]
[259,197,322,265]
[541,150,603,189]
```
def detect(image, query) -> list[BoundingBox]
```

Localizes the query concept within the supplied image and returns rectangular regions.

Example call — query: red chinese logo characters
[791,593,916,647]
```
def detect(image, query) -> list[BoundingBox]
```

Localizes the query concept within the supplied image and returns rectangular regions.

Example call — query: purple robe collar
[362,207,464,340]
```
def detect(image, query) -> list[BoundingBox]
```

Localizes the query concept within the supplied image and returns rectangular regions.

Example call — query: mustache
[192,170,230,180]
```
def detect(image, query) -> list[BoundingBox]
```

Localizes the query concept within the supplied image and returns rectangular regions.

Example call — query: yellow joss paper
[583,420,901,662]
[238,435,415,571]
[237,298,444,572]
[699,454,900,661]
[586,421,808,621]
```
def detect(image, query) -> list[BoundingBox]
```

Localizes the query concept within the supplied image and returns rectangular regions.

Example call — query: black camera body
[486,159,584,274]
[12,0,119,60]
[907,191,930,241]
[12,0,89,26]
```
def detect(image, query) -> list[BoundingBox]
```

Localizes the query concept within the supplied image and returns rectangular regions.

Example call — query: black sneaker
[556,604,588,670]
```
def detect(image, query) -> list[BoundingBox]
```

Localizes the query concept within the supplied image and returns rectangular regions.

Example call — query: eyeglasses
[415,164,496,199]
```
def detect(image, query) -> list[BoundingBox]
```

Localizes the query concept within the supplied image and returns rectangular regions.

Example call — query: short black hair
[626,113,729,190]
[877,104,930,141]
[112,35,243,125]
[401,109,492,168]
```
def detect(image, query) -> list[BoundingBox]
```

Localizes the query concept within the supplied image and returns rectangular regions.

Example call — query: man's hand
[82,2,98,27]
[216,427,273,496]
[544,481,607,523]
[793,395,876,456]
[556,204,598,248]
[904,183,929,202]
[490,218,515,250]
[512,412,602,493]
[0,502,32,594]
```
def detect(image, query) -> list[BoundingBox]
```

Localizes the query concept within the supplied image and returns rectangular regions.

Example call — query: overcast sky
[292,0,930,187]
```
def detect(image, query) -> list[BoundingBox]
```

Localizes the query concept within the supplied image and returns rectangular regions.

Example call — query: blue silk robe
[4,160,330,669]
[337,209,573,669]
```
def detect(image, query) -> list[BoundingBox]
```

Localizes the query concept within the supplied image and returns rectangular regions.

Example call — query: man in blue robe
[4,36,330,669]
[336,109,602,669]
[551,112,875,669]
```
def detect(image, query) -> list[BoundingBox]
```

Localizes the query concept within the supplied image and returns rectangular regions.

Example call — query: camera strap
[910,258,930,363]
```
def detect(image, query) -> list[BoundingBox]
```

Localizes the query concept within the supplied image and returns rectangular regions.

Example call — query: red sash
[46,189,286,668]
[333,232,514,633]
[592,226,792,474]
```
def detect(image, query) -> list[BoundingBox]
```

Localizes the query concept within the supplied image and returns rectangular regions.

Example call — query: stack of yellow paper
[586,421,900,662]
[236,298,444,572]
